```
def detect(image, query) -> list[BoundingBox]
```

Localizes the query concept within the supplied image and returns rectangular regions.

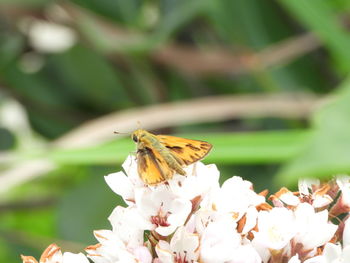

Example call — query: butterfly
[131,129,212,185]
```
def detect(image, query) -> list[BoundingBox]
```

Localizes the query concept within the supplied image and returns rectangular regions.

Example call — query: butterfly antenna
[113,131,128,135]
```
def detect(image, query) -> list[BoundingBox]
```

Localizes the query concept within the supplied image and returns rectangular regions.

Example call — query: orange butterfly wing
[157,135,212,166]
[137,147,173,185]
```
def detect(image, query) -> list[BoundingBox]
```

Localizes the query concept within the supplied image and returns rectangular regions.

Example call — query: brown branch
[259,33,320,68]
[152,33,321,75]
[57,3,322,75]
[0,4,326,194]
[0,3,322,75]
[0,160,56,195]
[0,93,323,195]
[54,93,321,149]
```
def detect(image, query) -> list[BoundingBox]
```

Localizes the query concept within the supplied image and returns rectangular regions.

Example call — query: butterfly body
[131,129,212,185]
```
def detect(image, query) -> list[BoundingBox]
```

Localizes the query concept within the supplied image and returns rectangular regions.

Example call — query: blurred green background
[1,0,350,261]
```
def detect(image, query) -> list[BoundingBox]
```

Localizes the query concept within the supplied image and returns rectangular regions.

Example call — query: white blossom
[104,156,144,205]
[204,176,265,221]
[108,206,149,248]
[322,243,350,263]
[21,153,350,263]
[155,226,200,263]
[298,179,333,208]
[343,216,350,247]
[167,162,220,201]
[270,187,300,207]
[134,187,192,236]
[227,244,262,263]
[293,203,337,251]
[298,179,320,196]
[288,255,325,263]
[253,207,296,251]
[200,215,241,263]
[318,217,350,262]
[21,244,89,263]
[336,175,350,209]
[86,230,152,263]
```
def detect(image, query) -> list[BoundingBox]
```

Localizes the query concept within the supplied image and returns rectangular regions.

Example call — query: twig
[0,94,322,195]
[0,151,17,164]
[58,3,322,75]
[0,159,56,195]
[1,3,322,75]
[258,33,320,68]
[152,33,321,75]
[54,93,321,149]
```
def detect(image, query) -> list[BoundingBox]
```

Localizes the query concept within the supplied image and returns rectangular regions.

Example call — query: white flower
[293,203,337,251]
[155,226,200,263]
[121,155,145,188]
[194,209,237,235]
[86,195,153,263]
[23,153,350,263]
[298,179,333,208]
[288,255,301,263]
[321,217,350,262]
[21,244,89,263]
[134,187,192,236]
[108,206,149,248]
[27,20,77,53]
[288,255,325,263]
[253,207,296,251]
[322,243,350,263]
[226,244,262,263]
[335,175,350,211]
[104,156,144,205]
[205,176,265,221]
[105,171,136,205]
[240,206,259,235]
[270,187,300,207]
[200,216,241,263]
[62,253,91,263]
[105,156,219,209]
[298,179,320,196]
[86,230,152,263]
[335,175,350,191]
[167,162,220,201]
[343,216,350,247]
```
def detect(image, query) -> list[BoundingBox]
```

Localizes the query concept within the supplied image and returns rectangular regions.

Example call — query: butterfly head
[131,129,148,143]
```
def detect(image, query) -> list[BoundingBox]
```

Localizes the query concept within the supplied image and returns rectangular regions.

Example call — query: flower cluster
[22,156,350,263]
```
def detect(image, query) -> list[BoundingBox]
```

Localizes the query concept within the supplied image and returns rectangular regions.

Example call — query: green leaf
[1,62,80,137]
[49,130,310,165]
[0,128,15,150]
[71,0,143,25]
[278,0,350,73]
[207,0,287,48]
[275,77,350,186]
[153,0,208,44]
[0,33,24,71]
[48,45,132,112]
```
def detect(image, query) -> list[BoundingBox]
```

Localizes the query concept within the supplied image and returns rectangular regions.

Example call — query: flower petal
[155,240,173,263]
[322,243,342,262]
[105,172,134,204]
[62,253,90,263]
